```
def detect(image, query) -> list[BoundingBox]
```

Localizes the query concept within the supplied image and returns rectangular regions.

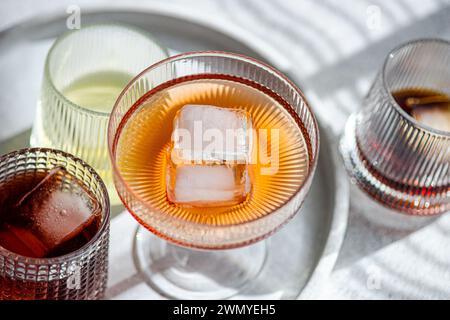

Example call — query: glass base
[340,114,445,215]
[133,226,268,299]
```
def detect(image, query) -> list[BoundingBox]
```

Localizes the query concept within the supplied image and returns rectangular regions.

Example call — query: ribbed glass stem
[109,52,319,248]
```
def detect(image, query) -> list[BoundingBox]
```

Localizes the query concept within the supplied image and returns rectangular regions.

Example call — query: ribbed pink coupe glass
[108,52,319,299]
[340,39,450,215]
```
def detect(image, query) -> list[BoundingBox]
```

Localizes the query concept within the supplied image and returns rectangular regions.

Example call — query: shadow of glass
[335,183,438,269]
[343,258,448,299]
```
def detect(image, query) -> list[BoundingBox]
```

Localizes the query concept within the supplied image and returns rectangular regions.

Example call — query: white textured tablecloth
[1,0,450,299]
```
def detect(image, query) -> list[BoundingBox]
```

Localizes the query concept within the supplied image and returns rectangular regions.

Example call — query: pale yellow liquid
[62,71,132,113]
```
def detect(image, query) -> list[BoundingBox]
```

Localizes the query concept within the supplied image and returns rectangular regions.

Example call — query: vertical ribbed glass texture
[341,39,450,215]
[30,24,168,204]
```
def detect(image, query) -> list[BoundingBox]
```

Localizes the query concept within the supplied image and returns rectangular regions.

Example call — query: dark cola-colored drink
[0,168,102,300]
[392,88,450,132]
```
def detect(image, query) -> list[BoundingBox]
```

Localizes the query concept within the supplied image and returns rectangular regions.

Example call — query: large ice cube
[0,168,99,258]
[166,154,250,207]
[411,104,450,132]
[172,104,252,163]
[167,104,252,207]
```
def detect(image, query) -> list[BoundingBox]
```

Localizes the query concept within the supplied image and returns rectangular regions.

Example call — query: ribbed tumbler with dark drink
[340,39,450,215]
[0,148,110,300]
